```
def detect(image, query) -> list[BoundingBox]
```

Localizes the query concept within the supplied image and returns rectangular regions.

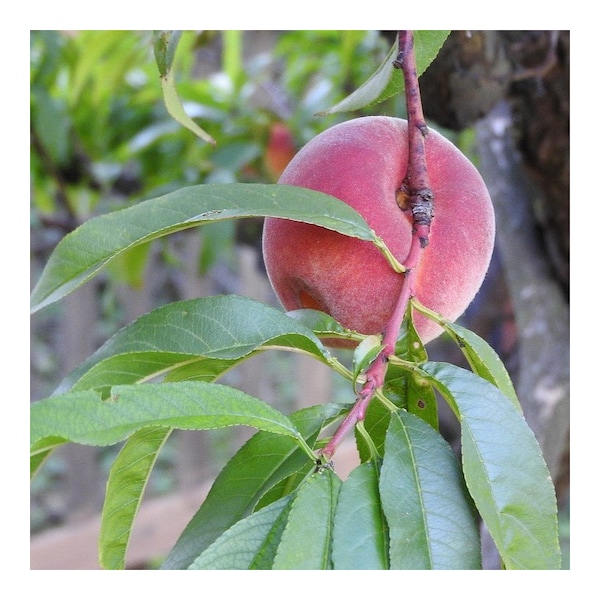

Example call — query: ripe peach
[262,116,495,347]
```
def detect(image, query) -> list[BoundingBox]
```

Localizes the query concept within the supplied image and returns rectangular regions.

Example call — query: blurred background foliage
[30,30,398,298]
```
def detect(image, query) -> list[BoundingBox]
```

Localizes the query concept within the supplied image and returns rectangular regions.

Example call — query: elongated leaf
[406,375,438,430]
[30,381,306,455]
[153,30,182,77]
[254,462,314,512]
[30,183,377,313]
[272,468,341,570]
[442,322,520,411]
[420,361,561,570]
[189,495,294,570]
[405,311,438,428]
[380,411,480,569]
[99,426,171,570]
[56,296,331,395]
[160,70,216,146]
[161,403,349,569]
[318,30,450,115]
[153,30,216,145]
[332,461,389,569]
[411,299,520,411]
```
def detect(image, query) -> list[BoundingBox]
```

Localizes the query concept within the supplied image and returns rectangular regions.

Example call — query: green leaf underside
[189,495,294,569]
[30,183,376,313]
[100,426,171,570]
[56,296,330,395]
[332,461,389,569]
[272,469,342,570]
[162,403,349,570]
[380,411,480,570]
[160,71,216,146]
[420,362,561,570]
[30,381,303,454]
[153,31,216,145]
[318,30,450,115]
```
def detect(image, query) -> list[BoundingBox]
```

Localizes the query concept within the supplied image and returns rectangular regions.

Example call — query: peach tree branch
[320,30,433,461]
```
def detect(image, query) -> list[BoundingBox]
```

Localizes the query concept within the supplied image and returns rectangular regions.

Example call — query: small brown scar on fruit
[395,183,411,211]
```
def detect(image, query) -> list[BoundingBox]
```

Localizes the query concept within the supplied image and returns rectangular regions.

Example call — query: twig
[395,30,434,249]
[320,30,434,461]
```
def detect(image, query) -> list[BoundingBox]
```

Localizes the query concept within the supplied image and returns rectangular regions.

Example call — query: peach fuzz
[262,116,495,347]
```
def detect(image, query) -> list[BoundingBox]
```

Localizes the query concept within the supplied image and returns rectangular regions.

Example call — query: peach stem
[320,31,433,462]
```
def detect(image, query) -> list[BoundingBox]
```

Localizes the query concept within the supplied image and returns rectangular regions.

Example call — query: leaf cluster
[30,184,560,570]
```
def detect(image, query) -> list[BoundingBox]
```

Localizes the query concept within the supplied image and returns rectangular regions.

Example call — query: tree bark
[476,101,569,485]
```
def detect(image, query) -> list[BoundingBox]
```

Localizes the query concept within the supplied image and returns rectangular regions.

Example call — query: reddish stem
[320,31,433,461]
[396,30,434,248]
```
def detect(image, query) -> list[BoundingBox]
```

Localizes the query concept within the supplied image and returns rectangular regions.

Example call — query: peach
[262,116,495,347]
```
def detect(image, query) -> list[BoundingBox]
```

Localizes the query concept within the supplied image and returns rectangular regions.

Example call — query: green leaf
[381,310,438,429]
[254,462,314,511]
[406,371,439,430]
[152,30,216,145]
[99,426,171,570]
[318,30,450,115]
[420,362,561,570]
[30,183,377,313]
[272,468,341,570]
[443,322,520,411]
[30,448,53,480]
[380,411,481,569]
[332,461,389,569]
[153,30,182,77]
[161,403,349,570]
[30,381,306,455]
[411,299,520,411]
[160,69,217,146]
[188,495,294,570]
[105,240,152,288]
[56,296,332,395]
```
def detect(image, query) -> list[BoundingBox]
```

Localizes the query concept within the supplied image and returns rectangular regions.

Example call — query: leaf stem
[372,233,406,273]
[356,421,381,461]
